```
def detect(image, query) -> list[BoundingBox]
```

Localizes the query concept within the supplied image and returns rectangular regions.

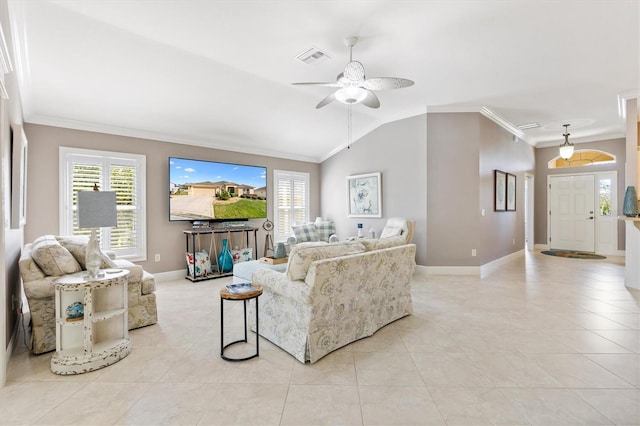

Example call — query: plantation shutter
[60,148,146,260]
[273,170,309,243]
[109,162,137,254]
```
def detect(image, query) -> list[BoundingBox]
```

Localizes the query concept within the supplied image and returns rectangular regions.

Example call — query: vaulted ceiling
[7,0,639,162]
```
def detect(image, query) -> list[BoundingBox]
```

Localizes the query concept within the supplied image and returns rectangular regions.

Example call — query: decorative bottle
[218,239,234,273]
[623,186,639,217]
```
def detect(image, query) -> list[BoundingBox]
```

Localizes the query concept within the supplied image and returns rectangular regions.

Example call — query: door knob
[588,216,594,220]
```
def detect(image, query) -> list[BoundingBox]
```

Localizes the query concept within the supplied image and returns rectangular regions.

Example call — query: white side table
[51,269,131,375]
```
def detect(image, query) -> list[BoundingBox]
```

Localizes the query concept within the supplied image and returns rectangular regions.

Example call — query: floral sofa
[250,236,416,363]
[19,235,158,354]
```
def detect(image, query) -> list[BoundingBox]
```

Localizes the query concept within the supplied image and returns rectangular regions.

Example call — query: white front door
[549,174,596,252]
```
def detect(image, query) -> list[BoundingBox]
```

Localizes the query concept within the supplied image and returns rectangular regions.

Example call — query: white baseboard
[481,249,525,277]
[153,269,188,282]
[416,265,481,276]
[535,243,550,250]
[415,249,526,277]
[4,314,20,386]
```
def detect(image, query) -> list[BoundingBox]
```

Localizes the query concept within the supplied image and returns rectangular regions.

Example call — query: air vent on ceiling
[517,122,540,130]
[295,47,330,65]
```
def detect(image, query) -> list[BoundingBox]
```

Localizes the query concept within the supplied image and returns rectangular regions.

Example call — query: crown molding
[25,115,322,163]
[618,90,640,127]
[479,106,528,142]
[0,21,12,75]
[424,105,533,146]
[0,20,13,99]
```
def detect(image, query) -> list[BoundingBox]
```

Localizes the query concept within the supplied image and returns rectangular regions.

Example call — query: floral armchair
[19,235,157,354]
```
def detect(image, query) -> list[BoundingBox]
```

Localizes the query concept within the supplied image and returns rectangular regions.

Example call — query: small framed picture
[506,173,516,211]
[494,170,506,211]
[347,172,382,217]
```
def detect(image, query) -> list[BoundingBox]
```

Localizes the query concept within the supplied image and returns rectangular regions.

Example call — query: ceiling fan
[293,36,414,109]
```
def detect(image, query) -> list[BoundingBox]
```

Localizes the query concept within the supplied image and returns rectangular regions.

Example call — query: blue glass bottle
[218,239,234,273]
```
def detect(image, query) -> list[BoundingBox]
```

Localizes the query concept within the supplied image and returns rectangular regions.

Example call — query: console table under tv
[184,226,259,282]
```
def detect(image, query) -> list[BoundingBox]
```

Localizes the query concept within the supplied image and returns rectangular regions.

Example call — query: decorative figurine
[65,302,84,322]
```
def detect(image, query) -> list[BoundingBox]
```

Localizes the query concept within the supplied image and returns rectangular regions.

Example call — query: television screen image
[169,157,267,221]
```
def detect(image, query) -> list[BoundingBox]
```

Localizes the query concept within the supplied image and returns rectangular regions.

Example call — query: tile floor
[2,250,639,425]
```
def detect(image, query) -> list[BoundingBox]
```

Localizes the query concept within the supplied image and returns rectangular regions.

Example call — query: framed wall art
[11,124,28,229]
[506,173,516,211]
[347,172,381,217]
[494,169,506,211]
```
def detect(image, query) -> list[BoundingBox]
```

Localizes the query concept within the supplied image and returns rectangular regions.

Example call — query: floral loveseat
[250,236,416,363]
[19,235,158,354]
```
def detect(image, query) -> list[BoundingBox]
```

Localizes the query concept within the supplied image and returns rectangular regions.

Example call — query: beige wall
[534,138,626,249]
[321,114,428,265]
[426,113,481,266]
[24,124,320,273]
[426,113,535,266]
[478,115,536,263]
[321,111,535,267]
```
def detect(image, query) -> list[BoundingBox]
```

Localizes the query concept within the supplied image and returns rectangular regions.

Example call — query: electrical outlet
[154,254,161,262]
[471,249,477,257]
[513,238,516,246]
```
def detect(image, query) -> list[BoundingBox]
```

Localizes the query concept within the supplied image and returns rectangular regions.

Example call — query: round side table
[219,284,263,362]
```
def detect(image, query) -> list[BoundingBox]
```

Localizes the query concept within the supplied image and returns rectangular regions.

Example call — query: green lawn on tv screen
[214,199,266,219]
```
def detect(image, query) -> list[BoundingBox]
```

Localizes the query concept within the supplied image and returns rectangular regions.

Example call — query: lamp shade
[559,123,574,160]
[559,144,574,160]
[77,191,117,228]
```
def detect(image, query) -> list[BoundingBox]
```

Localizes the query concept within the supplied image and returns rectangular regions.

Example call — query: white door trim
[525,173,534,251]
[547,171,618,254]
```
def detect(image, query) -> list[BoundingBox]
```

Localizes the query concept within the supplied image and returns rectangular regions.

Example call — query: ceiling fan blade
[361,90,380,109]
[363,77,414,91]
[316,92,337,109]
[292,82,341,88]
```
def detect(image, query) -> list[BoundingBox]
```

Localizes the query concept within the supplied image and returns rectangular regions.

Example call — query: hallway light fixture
[559,123,574,160]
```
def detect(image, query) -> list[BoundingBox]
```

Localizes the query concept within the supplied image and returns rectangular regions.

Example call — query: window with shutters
[59,147,146,261]
[273,170,309,243]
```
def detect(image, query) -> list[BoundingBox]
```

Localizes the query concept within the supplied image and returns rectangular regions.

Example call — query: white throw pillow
[379,227,402,239]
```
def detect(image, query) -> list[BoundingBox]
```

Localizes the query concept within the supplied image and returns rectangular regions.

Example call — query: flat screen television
[169,157,267,222]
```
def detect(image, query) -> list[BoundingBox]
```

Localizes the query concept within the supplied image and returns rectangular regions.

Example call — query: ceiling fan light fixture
[559,124,574,159]
[335,87,368,104]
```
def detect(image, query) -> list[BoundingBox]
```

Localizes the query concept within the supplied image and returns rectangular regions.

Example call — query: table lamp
[77,185,117,278]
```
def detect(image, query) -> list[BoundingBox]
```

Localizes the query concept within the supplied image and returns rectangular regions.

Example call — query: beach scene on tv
[169,158,267,221]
